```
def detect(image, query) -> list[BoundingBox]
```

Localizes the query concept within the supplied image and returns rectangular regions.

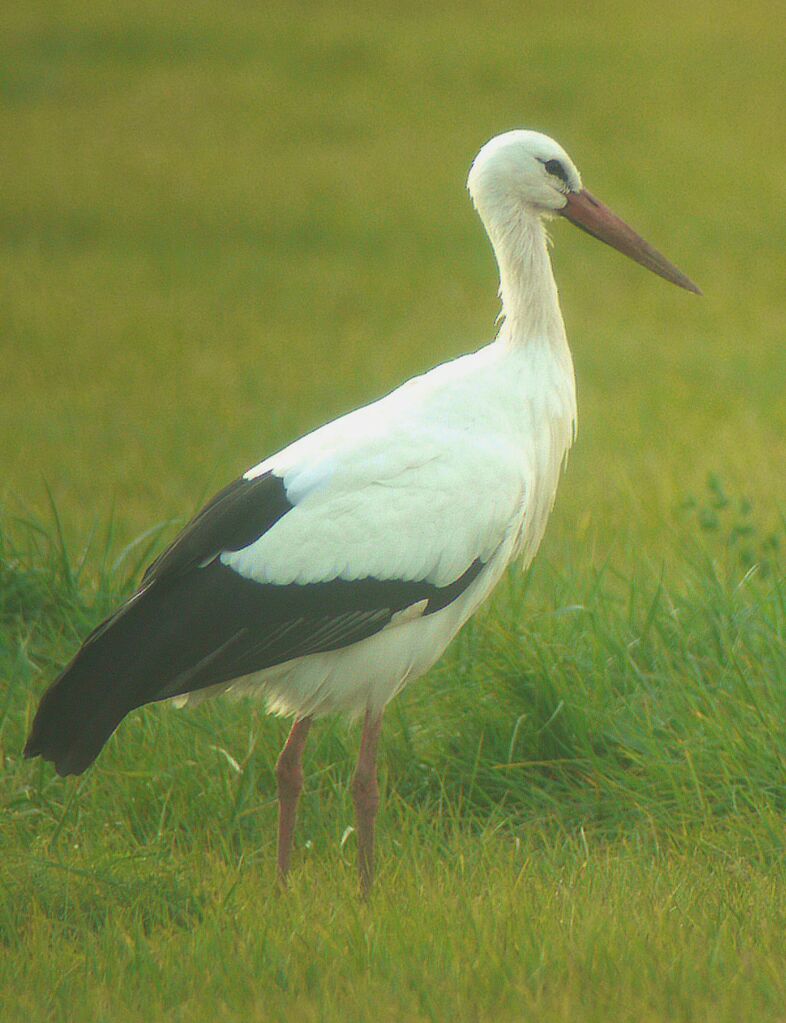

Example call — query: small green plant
[678,473,782,576]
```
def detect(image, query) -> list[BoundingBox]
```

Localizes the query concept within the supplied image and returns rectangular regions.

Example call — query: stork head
[468,129,701,294]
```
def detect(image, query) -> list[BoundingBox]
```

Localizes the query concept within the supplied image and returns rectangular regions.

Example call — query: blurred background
[1,0,783,562]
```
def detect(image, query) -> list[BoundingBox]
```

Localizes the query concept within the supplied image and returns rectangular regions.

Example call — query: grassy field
[2,1,785,1020]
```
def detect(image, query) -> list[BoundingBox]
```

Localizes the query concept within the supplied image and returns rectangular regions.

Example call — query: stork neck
[489,211,566,347]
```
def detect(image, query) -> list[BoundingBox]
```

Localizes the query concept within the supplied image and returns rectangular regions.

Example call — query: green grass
[2,0,785,1020]
[2,505,785,1021]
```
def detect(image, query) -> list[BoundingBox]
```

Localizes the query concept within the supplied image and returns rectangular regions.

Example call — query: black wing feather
[24,469,485,776]
[142,471,292,583]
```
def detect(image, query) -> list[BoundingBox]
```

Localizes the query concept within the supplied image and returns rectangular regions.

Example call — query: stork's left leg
[276,716,312,885]
[352,709,384,897]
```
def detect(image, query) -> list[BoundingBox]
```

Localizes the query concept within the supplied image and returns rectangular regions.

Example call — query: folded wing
[24,446,506,775]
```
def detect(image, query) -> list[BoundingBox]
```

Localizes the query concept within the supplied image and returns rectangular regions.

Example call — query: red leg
[276,716,312,884]
[352,709,384,897]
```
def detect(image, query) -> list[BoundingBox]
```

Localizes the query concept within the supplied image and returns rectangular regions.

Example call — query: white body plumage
[179,338,576,718]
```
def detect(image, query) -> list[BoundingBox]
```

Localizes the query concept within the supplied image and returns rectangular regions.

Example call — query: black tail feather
[23,671,134,776]
[24,587,165,775]
[22,567,252,774]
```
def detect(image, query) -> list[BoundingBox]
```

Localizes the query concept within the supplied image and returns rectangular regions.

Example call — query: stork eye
[544,159,569,186]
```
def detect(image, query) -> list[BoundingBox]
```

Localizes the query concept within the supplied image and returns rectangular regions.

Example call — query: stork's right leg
[352,709,384,898]
[276,716,312,884]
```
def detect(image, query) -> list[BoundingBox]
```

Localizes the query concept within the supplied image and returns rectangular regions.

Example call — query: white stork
[25,130,699,894]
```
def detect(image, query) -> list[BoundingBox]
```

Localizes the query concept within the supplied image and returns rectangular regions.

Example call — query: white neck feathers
[485,209,566,346]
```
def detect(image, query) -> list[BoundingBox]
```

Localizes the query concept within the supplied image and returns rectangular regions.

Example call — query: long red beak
[559,190,701,294]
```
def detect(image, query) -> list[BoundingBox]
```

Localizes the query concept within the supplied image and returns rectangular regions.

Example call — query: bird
[24,129,699,895]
